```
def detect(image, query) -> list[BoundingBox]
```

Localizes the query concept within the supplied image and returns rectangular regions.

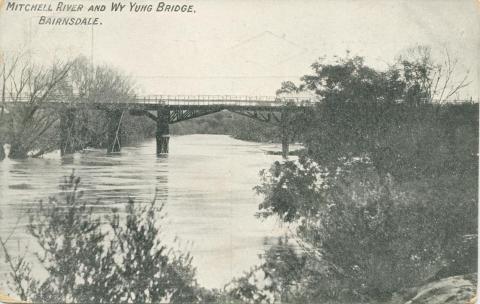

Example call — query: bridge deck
[3,94,316,110]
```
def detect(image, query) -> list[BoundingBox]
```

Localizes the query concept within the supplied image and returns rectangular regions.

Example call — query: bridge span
[3,94,316,158]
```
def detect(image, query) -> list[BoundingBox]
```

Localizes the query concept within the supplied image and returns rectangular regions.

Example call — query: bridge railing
[132,95,315,107]
[3,94,477,107]
[2,94,316,107]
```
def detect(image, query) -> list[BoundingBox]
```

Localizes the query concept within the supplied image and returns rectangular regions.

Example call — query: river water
[0,134,290,289]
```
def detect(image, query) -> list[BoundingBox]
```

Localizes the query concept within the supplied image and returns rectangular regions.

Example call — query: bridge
[3,95,316,158]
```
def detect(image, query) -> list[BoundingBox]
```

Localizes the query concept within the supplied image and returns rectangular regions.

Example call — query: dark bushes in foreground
[2,174,201,303]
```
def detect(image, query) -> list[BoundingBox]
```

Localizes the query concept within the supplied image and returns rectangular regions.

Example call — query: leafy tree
[301,55,390,103]
[253,49,477,302]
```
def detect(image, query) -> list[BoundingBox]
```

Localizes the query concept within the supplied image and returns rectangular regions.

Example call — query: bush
[3,173,201,303]
[253,102,478,302]
[255,155,477,302]
[222,237,307,304]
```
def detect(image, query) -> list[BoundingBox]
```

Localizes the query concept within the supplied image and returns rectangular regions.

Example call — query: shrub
[255,156,477,302]
[3,173,201,303]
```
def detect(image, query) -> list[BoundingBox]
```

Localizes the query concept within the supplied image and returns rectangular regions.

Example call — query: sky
[1,0,479,98]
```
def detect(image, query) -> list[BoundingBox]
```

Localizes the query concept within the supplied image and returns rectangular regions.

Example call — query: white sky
[1,0,479,97]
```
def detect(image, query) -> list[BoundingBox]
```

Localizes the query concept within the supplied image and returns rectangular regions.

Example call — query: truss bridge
[3,94,317,157]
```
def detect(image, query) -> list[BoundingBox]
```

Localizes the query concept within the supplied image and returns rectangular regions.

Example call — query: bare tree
[1,55,72,158]
[0,52,24,159]
[397,46,470,103]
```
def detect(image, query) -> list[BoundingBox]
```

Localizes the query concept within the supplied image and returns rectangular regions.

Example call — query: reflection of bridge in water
[5,95,316,158]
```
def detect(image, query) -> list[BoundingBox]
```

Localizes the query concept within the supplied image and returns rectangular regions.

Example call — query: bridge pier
[106,109,124,153]
[281,132,289,159]
[281,111,289,159]
[156,109,170,155]
[59,108,76,156]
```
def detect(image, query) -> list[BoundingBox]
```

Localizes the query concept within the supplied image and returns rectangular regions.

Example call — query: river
[0,134,292,289]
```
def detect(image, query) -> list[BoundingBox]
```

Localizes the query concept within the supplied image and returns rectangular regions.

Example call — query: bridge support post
[156,108,170,155]
[281,111,289,159]
[281,131,289,159]
[107,109,124,153]
[60,108,76,156]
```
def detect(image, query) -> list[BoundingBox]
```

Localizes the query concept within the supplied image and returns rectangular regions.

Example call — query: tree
[0,54,72,158]
[276,81,300,96]
[253,49,477,302]
[301,54,393,103]
[59,57,130,150]
[59,56,155,151]
[0,54,156,159]
[0,53,20,159]
[395,46,470,104]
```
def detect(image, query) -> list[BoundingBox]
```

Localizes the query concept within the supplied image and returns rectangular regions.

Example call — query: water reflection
[0,135,291,288]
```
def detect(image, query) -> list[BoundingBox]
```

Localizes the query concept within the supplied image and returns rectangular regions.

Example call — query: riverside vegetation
[222,47,477,304]
[0,56,156,159]
[0,55,285,160]
[0,46,477,303]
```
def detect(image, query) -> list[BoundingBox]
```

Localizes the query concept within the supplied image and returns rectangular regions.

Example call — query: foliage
[221,237,307,304]
[59,56,156,151]
[250,49,477,303]
[295,47,469,105]
[254,159,476,302]
[303,102,478,181]
[109,200,198,303]
[2,173,202,303]
[301,55,391,103]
